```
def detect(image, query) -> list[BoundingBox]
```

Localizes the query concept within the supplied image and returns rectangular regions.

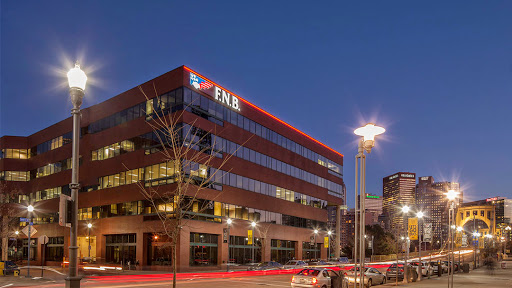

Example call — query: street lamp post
[457,227,463,265]
[27,205,34,278]
[313,230,318,260]
[14,231,19,262]
[445,189,458,288]
[251,221,256,263]
[417,211,424,281]
[87,224,92,258]
[353,123,385,288]
[66,62,87,288]
[226,218,232,272]
[327,231,332,260]
[401,205,410,283]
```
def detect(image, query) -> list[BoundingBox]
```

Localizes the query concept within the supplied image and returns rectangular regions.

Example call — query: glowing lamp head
[485,234,493,239]
[67,62,87,90]
[401,205,410,214]
[445,190,458,201]
[328,231,332,236]
[457,227,463,232]
[354,123,385,142]
[87,223,92,229]
[154,235,158,240]
[251,221,256,228]
[451,225,456,229]
[226,218,232,225]
[417,211,424,218]
[15,231,19,235]
[27,205,34,212]
[401,236,405,240]
[505,226,511,231]
[314,229,318,234]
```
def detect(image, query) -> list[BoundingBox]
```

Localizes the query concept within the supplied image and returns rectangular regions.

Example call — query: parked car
[284,260,308,269]
[328,257,350,265]
[410,261,433,277]
[248,261,284,271]
[385,263,418,282]
[308,260,330,266]
[0,261,20,275]
[291,268,348,288]
[344,267,386,287]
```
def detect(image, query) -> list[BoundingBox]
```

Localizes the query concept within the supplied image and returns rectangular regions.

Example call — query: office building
[0,66,345,270]
[382,172,416,234]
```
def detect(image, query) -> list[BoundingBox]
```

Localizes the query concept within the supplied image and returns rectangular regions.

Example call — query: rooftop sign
[189,72,240,111]
[366,195,380,199]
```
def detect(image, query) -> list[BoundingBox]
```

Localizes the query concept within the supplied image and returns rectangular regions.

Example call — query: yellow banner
[248,230,253,245]
[324,236,329,248]
[408,218,418,240]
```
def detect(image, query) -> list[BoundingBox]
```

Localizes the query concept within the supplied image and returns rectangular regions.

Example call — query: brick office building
[0,66,345,270]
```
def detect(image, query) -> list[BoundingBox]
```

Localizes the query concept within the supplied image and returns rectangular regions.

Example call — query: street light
[328,231,332,260]
[445,190,458,288]
[87,223,92,258]
[353,123,385,288]
[314,230,319,260]
[251,221,256,263]
[66,62,87,288]
[416,211,425,281]
[226,218,232,272]
[401,205,410,283]
[26,205,35,278]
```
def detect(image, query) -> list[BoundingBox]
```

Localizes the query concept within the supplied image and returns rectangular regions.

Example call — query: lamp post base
[65,276,82,288]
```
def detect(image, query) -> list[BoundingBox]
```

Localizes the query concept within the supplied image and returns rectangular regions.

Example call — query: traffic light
[59,194,73,227]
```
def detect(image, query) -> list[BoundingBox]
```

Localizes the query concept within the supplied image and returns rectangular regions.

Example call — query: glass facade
[45,237,64,262]
[229,235,261,264]
[271,239,295,264]
[105,234,137,264]
[0,148,30,159]
[31,132,72,156]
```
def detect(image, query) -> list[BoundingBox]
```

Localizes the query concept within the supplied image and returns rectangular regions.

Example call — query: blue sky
[1,1,511,207]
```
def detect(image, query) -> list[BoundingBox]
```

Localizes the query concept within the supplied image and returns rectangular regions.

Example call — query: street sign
[423,223,432,243]
[22,225,37,238]
[462,234,468,247]
[223,228,228,243]
[247,230,253,245]
[408,218,418,240]
[20,217,30,222]
[39,235,49,245]
[324,237,329,248]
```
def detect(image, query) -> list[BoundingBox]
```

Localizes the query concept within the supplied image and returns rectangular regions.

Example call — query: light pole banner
[462,234,468,247]
[408,218,418,240]
[324,237,329,248]
[248,230,253,245]
[423,223,432,243]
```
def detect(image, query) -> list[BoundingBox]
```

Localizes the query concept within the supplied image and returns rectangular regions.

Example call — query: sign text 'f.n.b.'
[189,72,241,111]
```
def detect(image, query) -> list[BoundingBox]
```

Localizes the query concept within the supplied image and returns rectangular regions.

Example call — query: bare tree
[254,222,272,262]
[0,182,22,261]
[133,85,250,287]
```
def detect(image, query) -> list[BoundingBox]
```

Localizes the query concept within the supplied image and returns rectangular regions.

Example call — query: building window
[271,239,295,263]
[46,237,64,262]
[105,234,136,264]
[1,148,30,159]
[0,171,30,181]
[189,233,218,266]
[228,236,261,264]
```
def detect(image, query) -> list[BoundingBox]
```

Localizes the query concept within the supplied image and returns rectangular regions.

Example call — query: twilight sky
[1,1,511,207]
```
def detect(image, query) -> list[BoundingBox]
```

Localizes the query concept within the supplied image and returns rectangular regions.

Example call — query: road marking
[0,284,14,288]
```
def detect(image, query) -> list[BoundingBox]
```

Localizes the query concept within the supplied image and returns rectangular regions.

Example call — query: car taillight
[344,272,348,276]
[400,269,404,272]
[311,277,318,284]
[387,269,390,272]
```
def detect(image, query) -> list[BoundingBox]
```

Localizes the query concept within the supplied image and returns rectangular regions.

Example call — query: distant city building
[340,209,373,249]
[382,172,416,234]
[357,193,383,225]
[416,176,463,248]
[459,196,511,232]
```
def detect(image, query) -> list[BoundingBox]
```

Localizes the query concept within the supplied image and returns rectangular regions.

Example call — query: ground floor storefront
[5,215,329,271]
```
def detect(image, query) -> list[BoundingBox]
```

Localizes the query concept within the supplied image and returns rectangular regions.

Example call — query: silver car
[284,260,308,269]
[291,268,347,288]
[345,267,386,287]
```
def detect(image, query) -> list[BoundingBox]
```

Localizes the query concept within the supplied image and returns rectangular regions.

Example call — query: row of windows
[92,140,135,161]
[34,158,73,178]
[32,132,73,156]
[97,158,328,210]
[208,130,342,194]
[0,148,30,159]
[462,210,492,219]
[88,102,147,134]
[0,171,30,181]
[146,87,342,176]
[76,197,326,230]
[31,186,65,202]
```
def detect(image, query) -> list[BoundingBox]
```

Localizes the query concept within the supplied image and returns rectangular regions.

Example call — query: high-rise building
[357,193,383,225]
[382,172,416,234]
[416,176,463,248]
[340,209,373,249]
